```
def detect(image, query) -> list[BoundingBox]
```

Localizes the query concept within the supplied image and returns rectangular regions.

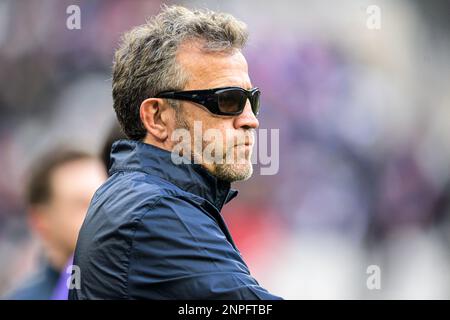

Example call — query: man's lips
[234,143,253,150]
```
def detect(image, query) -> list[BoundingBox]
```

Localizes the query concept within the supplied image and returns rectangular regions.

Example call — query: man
[69,5,281,299]
[50,125,127,300]
[6,149,106,299]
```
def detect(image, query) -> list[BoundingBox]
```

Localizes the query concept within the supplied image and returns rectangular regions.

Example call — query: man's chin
[210,162,253,183]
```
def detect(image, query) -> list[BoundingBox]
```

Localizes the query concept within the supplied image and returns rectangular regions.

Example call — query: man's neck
[142,136,173,153]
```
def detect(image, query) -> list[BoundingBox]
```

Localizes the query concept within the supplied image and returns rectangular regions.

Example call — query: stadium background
[0,0,449,299]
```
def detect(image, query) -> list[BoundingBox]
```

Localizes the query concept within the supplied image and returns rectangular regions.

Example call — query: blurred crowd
[0,0,449,299]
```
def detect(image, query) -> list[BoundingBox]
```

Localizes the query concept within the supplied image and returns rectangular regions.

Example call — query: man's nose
[234,101,259,130]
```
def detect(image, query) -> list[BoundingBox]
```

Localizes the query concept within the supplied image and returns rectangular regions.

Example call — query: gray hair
[112,5,249,140]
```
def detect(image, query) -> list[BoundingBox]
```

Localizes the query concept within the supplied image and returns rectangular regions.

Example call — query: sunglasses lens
[218,90,246,114]
[252,90,261,116]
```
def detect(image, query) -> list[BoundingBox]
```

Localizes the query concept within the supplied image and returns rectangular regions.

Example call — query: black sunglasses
[155,86,261,117]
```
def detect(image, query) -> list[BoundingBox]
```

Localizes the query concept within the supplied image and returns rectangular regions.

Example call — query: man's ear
[140,98,170,142]
[28,205,50,241]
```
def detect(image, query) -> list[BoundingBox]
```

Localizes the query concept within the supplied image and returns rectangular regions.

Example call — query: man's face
[174,42,259,182]
[34,159,106,266]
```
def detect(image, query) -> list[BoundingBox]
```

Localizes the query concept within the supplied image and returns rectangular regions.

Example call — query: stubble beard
[174,112,254,183]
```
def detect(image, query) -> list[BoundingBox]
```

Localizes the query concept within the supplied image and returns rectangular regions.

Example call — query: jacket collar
[109,139,238,211]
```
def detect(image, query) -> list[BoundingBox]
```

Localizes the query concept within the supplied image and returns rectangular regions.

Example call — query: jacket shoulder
[126,194,280,299]
[72,171,186,299]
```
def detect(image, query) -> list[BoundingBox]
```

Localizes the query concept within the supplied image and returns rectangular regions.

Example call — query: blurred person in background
[51,122,126,300]
[4,149,106,300]
[51,121,126,300]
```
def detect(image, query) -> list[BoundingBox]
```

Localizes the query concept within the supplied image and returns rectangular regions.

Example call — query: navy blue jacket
[5,259,60,300]
[69,139,281,300]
